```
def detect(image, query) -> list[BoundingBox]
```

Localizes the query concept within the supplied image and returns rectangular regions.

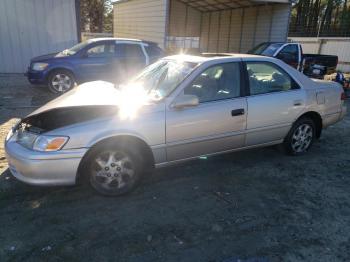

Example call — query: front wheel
[48,70,75,94]
[86,143,143,196]
[283,117,316,155]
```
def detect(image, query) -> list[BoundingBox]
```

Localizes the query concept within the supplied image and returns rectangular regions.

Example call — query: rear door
[244,60,306,146]
[166,62,247,161]
[116,43,147,80]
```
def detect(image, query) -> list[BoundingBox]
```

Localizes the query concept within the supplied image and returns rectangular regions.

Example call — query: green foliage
[289,0,350,36]
[80,0,113,33]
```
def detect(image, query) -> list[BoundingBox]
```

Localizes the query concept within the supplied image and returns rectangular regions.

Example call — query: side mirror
[172,94,199,109]
[81,52,88,58]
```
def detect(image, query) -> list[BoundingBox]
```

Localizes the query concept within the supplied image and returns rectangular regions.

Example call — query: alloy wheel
[291,123,313,153]
[51,73,72,92]
[90,151,135,191]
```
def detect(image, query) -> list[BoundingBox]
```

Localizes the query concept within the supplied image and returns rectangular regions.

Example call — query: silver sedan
[5,54,347,195]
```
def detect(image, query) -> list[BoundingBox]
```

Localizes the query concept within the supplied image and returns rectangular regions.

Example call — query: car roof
[87,37,158,45]
[164,53,264,64]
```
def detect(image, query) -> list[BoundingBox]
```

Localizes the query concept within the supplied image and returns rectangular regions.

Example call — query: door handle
[293,100,303,106]
[231,108,245,116]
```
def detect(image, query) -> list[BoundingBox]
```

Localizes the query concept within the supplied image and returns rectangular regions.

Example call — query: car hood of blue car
[31,52,69,63]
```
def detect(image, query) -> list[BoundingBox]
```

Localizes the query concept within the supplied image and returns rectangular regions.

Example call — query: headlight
[32,62,49,71]
[16,131,38,149]
[33,135,69,152]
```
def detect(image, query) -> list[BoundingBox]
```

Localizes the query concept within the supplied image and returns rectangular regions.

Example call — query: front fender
[86,130,151,148]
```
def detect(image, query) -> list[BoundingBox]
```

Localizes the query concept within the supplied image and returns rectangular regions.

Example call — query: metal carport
[113,0,292,52]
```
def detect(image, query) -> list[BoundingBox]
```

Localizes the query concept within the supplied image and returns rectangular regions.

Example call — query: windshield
[60,41,91,56]
[248,43,283,56]
[129,59,198,99]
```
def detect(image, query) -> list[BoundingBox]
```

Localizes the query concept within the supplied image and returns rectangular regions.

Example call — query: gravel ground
[0,75,349,262]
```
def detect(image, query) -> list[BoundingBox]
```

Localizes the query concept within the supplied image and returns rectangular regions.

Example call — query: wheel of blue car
[48,70,75,94]
[87,142,143,196]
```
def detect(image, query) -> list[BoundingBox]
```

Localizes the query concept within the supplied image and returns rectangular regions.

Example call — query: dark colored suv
[26,38,164,93]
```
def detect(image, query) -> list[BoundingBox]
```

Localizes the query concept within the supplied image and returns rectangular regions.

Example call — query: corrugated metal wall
[0,0,78,73]
[168,0,201,36]
[199,4,291,53]
[113,0,167,48]
[113,0,290,53]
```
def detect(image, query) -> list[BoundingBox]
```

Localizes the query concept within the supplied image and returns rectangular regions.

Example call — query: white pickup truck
[248,42,338,79]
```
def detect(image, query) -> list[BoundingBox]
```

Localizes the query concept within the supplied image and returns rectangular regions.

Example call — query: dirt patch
[0,75,349,261]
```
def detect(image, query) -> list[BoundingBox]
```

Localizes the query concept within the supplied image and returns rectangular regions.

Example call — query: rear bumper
[5,139,87,186]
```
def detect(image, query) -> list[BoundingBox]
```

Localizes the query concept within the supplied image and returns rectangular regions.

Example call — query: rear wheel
[283,117,315,155]
[86,142,143,196]
[48,70,75,94]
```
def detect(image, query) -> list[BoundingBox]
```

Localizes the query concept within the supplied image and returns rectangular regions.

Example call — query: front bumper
[5,139,87,186]
[26,68,48,85]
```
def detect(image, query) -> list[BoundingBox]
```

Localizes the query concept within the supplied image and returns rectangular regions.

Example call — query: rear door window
[126,44,145,58]
[116,43,146,59]
[246,62,299,95]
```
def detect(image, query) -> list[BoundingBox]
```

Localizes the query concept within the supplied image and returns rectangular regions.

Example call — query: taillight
[341,92,346,100]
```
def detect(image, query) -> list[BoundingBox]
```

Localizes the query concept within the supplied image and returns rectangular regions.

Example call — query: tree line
[289,0,350,37]
[79,0,113,33]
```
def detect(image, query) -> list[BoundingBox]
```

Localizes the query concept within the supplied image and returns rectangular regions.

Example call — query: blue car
[26,38,164,93]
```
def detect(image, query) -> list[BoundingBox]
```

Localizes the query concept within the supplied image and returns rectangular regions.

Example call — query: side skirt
[155,139,283,168]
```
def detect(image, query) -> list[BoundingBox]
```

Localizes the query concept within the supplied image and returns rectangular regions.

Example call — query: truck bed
[303,54,338,78]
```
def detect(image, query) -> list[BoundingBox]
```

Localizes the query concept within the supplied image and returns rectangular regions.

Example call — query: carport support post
[207,12,212,52]
[239,8,245,52]
[227,9,233,52]
[268,5,274,42]
[217,11,222,53]
[185,4,189,43]
[199,12,203,51]
[252,8,259,47]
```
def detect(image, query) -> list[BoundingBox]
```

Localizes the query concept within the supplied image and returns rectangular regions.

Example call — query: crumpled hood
[29,81,120,116]
[22,81,159,132]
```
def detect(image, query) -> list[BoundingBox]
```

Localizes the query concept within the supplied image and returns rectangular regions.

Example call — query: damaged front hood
[22,81,157,132]
[29,81,120,116]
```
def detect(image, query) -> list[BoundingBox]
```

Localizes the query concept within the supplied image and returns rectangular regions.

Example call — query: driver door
[77,42,117,82]
[166,62,247,161]
[276,44,300,70]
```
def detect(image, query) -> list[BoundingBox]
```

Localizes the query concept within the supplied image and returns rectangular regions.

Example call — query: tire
[85,141,143,196]
[47,70,75,94]
[283,117,316,155]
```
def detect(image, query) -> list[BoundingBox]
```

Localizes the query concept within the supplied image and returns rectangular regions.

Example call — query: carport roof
[178,0,291,12]
[112,0,292,10]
